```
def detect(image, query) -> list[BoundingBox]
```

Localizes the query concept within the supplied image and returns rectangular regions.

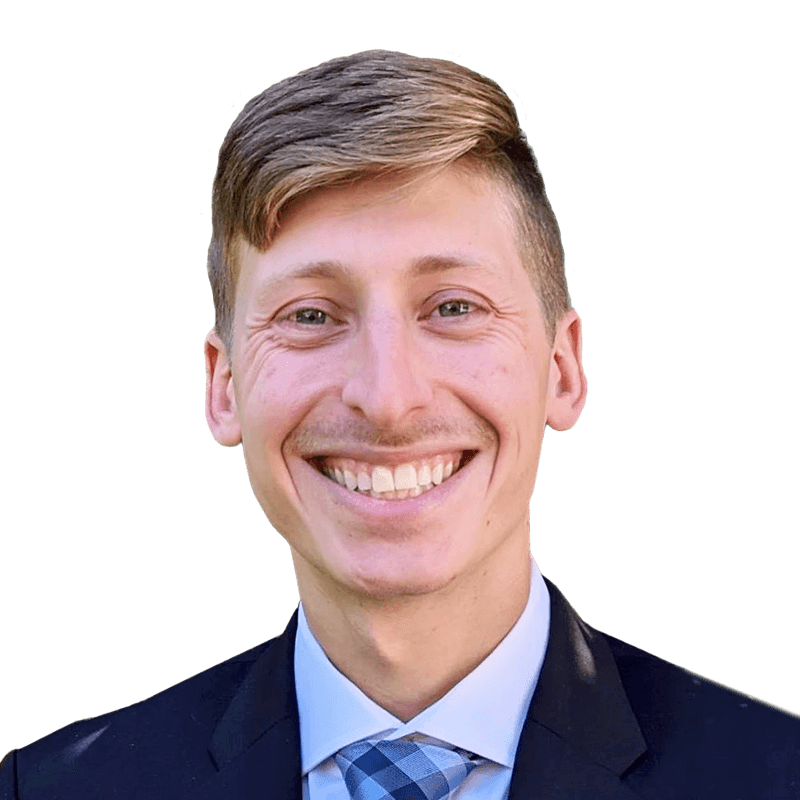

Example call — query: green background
[0,2,800,754]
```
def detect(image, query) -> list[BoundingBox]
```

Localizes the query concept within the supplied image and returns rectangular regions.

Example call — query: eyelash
[282,298,484,328]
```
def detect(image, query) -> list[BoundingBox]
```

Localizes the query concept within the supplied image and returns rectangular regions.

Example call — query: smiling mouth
[310,451,474,500]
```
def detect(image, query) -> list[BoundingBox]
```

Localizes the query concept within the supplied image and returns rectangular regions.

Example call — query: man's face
[206,165,585,601]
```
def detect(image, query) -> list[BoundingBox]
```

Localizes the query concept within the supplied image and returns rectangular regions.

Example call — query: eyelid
[423,289,488,318]
[274,292,489,328]
[276,298,340,323]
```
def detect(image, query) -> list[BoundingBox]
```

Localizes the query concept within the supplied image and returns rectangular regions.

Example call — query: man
[2,50,798,800]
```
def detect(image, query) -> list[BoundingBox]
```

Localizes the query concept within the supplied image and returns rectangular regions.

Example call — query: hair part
[208,50,571,353]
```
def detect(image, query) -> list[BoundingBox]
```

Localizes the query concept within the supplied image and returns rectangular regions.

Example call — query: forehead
[235,165,532,302]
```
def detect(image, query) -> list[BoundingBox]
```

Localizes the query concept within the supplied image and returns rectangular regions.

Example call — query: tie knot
[335,737,481,800]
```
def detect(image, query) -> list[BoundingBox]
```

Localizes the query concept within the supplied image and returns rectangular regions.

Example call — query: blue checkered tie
[334,737,481,800]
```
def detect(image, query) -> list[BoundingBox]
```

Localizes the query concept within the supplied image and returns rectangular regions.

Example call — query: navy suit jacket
[3,580,799,799]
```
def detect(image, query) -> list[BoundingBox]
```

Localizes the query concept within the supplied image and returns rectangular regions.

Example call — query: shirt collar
[294,562,550,773]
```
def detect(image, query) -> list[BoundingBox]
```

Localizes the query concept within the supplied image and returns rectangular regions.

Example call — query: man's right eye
[294,308,327,325]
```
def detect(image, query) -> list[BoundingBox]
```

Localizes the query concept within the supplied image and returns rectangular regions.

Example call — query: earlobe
[546,310,588,432]
[205,330,242,446]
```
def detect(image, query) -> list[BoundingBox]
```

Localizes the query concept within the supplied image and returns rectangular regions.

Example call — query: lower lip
[302,456,474,520]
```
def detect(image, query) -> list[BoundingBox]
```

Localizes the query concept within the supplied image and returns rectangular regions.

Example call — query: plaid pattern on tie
[334,737,480,800]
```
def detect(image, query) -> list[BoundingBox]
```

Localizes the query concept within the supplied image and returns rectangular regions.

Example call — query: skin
[205,164,587,720]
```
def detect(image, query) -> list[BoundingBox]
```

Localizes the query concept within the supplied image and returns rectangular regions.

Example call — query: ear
[205,329,242,446]
[546,310,588,431]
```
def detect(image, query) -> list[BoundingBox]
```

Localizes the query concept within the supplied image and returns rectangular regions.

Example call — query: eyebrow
[257,254,491,293]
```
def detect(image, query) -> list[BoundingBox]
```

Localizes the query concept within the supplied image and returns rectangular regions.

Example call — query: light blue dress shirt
[295,563,550,799]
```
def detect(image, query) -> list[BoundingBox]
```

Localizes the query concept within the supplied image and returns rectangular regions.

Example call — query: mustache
[286,416,497,454]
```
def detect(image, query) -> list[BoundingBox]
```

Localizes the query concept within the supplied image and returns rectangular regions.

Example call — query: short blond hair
[208,50,570,350]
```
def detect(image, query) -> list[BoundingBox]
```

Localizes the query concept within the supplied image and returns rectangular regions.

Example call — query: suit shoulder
[602,634,800,798]
[0,613,297,800]
[25,638,271,749]
[605,631,800,726]
[3,634,287,800]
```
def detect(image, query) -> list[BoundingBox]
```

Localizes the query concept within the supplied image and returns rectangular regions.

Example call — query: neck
[294,541,532,722]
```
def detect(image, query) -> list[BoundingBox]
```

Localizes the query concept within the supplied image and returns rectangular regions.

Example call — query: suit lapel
[508,580,647,800]
[181,581,647,799]
[188,612,303,800]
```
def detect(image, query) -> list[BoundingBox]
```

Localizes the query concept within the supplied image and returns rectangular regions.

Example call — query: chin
[327,538,472,601]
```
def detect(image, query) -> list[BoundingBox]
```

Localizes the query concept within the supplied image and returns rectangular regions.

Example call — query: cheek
[451,348,549,504]
[236,352,337,476]
[441,344,545,420]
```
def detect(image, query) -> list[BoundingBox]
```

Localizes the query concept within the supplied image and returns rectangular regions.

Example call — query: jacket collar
[202,580,647,799]
[508,579,647,799]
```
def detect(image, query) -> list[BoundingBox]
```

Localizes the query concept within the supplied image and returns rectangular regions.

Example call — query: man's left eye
[437,300,471,317]
[295,308,328,325]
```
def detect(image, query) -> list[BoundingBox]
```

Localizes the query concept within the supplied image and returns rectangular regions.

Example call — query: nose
[341,312,433,429]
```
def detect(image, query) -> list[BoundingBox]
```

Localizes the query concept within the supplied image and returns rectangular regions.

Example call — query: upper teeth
[319,454,462,499]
